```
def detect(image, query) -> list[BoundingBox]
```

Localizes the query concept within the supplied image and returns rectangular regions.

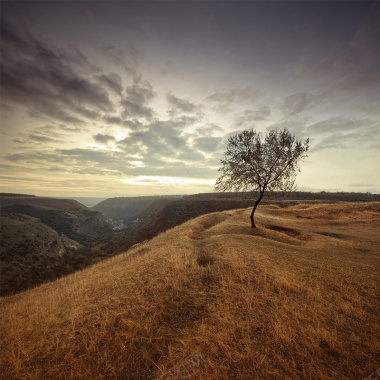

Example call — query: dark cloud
[66,44,102,73]
[28,134,60,143]
[120,77,156,120]
[0,21,113,124]
[97,41,140,75]
[0,102,15,112]
[96,72,123,96]
[206,88,261,104]
[12,125,66,145]
[177,149,206,162]
[192,136,222,153]
[167,92,202,116]
[280,92,321,117]
[236,106,271,126]
[53,148,134,176]
[173,115,203,129]
[310,117,380,152]
[115,118,221,167]
[93,133,116,144]
[2,2,378,195]
[307,116,376,135]
[73,106,100,120]
[118,121,186,158]
[160,60,177,76]
[6,151,67,164]
[59,124,82,133]
[60,148,118,161]
[103,115,123,125]
[53,146,202,178]
[205,88,262,113]
[193,124,224,137]
[294,4,380,97]
[5,124,230,181]
[97,42,127,67]
[361,103,380,116]
[349,6,380,71]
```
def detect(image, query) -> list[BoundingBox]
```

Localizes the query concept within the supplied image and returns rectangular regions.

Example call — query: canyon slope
[0,195,114,296]
[1,202,379,379]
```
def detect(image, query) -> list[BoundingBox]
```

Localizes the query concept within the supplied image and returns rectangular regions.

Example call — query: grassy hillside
[1,202,379,379]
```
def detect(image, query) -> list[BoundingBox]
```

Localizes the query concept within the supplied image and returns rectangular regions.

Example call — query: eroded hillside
[1,196,114,244]
[1,202,379,379]
[0,195,115,296]
[91,196,183,228]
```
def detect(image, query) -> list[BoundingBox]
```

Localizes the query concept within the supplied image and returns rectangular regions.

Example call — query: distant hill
[0,193,35,197]
[99,191,380,255]
[2,191,379,296]
[0,196,114,244]
[56,197,107,207]
[0,195,115,296]
[102,197,254,254]
[91,195,183,227]
[184,190,380,202]
[1,202,379,379]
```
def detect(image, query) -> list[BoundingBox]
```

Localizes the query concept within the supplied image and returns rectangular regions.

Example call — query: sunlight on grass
[1,202,379,379]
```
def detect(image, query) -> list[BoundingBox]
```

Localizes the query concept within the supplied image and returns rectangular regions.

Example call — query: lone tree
[215,128,309,228]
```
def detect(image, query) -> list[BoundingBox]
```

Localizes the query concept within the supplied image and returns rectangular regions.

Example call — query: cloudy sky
[1,1,379,197]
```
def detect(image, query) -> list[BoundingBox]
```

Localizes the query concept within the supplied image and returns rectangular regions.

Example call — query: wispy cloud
[1,2,379,195]
[1,22,113,124]
[167,93,202,116]
[309,117,380,152]
[120,76,156,120]
[280,92,323,117]
[205,88,262,113]
[96,73,123,96]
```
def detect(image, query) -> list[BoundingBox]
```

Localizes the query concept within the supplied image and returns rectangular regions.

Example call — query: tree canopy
[215,128,309,227]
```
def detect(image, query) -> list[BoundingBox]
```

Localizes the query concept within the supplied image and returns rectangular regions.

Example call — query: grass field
[1,202,379,379]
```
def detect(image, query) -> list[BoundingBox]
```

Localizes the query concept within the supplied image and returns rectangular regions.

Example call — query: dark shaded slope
[103,198,253,254]
[0,211,116,297]
[0,196,88,212]
[0,196,116,296]
[0,213,80,296]
[184,191,380,202]
[91,196,182,226]
[1,197,113,245]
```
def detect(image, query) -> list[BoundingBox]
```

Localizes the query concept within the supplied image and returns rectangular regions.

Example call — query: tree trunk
[250,191,264,228]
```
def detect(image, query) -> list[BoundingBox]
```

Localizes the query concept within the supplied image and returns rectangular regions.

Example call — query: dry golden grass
[1,202,379,379]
